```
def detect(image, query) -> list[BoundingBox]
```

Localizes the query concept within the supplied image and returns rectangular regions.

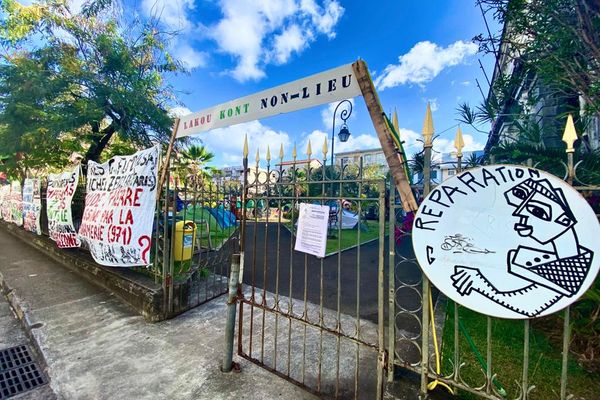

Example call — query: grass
[284,220,386,255]
[441,301,598,399]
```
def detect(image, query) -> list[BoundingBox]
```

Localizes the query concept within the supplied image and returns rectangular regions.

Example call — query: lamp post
[330,99,353,169]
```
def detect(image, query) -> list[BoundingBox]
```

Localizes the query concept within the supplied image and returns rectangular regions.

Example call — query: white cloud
[199,120,291,165]
[172,43,209,69]
[433,133,484,160]
[375,40,478,90]
[320,99,356,129]
[270,24,307,65]
[169,106,193,118]
[209,0,344,82]
[141,0,195,32]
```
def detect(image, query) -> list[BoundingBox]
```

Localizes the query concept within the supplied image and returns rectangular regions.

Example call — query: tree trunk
[85,123,116,162]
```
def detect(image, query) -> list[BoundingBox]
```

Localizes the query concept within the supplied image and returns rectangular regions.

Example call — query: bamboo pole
[352,60,418,212]
[157,118,180,201]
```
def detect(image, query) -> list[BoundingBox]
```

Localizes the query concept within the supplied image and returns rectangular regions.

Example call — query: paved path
[0,228,315,400]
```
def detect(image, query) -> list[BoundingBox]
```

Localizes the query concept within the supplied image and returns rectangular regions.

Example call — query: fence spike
[292,142,297,159]
[422,102,434,147]
[562,114,577,153]
[306,139,312,157]
[322,137,328,158]
[243,134,249,158]
[279,143,285,160]
[255,148,260,164]
[266,146,271,163]
[454,126,464,158]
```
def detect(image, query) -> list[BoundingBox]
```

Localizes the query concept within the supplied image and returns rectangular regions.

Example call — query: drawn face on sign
[412,165,600,319]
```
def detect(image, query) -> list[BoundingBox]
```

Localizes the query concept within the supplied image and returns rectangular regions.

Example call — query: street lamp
[330,99,353,168]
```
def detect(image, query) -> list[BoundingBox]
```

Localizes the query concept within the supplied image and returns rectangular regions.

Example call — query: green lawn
[285,220,386,255]
[441,302,598,399]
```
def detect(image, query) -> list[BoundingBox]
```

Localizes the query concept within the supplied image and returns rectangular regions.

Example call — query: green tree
[173,144,216,183]
[458,0,599,149]
[0,0,182,170]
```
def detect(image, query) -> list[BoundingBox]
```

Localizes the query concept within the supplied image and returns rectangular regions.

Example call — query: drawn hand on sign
[450,178,593,317]
[450,266,486,295]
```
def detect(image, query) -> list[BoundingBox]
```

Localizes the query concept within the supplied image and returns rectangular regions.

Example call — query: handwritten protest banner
[8,181,22,226]
[78,146,159,266]
[47,167,81,248]
[0,184,10,221]
[23,178,42,235]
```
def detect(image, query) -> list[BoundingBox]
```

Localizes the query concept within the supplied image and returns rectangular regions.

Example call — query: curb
[0,269,51,384]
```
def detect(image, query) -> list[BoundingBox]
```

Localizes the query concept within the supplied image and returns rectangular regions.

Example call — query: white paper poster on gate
[78,146,159,267]
[8,181,22,226]
[23,178,42,235]
[47,167,80,248]
[412,165,600,319]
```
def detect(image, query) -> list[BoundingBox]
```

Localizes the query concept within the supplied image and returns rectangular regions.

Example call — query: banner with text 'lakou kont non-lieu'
[47,167,80,248]
[78,146,159,267]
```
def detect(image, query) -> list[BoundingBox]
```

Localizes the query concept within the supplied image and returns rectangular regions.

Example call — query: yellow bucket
[173,220,196,261]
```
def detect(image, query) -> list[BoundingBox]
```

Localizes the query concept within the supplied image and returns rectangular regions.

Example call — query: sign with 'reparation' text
[177,64,361,138]
[412,165,600,319]
[78,146,159,267]
[23,178,42,235]
[47,167,81,248]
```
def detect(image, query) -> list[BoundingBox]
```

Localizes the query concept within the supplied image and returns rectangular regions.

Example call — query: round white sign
[412,165,600,319]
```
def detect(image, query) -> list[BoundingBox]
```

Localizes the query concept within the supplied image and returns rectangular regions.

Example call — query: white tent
[331,209,359,230]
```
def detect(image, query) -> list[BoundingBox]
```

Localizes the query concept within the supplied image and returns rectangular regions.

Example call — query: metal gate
[236,144,387,399]
[152,171,240,317]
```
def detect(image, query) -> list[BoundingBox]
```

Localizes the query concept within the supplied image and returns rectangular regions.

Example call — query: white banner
[177,63,361,138]
[79,146,159,267]
[8,181,22,226]
[47,167,81,248]
[23,178,42,235]
[0,184,10,221]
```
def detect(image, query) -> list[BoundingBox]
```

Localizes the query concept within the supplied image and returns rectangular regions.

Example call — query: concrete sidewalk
[0,228,315,400]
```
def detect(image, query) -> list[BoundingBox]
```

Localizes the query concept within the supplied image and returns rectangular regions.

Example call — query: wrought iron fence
[153,172,240,316]
[387,147,599,400]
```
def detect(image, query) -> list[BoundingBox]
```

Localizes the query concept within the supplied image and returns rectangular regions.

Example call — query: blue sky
[90,0,499,166]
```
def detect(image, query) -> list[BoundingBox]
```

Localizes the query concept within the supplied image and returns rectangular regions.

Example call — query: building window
[431,171,438,179]
[448,170,455,176]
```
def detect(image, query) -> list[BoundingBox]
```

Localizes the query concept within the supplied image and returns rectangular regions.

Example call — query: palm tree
[174,144,217,184]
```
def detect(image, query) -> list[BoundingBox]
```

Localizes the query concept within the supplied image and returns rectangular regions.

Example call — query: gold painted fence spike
[454,126,465,157]
[243,134,249,158]
[306,139,312,157]
[322,137,328,157]
[422,102,434,147]
[292,142,297,159]
[562,114,578,153]
[279,143,284,160]
[255,148,260,163]
[266,145,271,162]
